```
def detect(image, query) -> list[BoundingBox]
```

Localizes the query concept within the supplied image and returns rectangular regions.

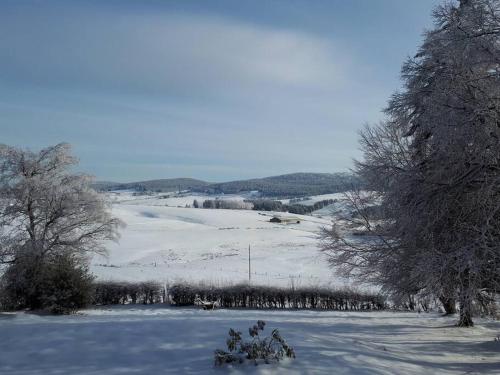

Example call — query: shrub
[169,283,197,305]
[93,281,163,305]
[0,254,94,314]
[214,320,295,366]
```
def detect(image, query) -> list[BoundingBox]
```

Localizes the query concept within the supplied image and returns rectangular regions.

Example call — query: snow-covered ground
[5,192,499,374]
[91,191,352,287]
[1,307,498,374]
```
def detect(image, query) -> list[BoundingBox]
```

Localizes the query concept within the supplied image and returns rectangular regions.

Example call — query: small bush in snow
[214,320,295,367]
[0,254,94,314]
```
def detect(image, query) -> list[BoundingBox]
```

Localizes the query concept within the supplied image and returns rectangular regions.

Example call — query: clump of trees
[0,143,121,314]
[249,199,285,211]
[321,0,500,327]
[287,200,335,215]
[249,199,335,215]
[201,199,253,210]
[169,283,385,310]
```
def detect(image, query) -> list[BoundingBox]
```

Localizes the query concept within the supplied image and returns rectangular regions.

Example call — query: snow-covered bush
[214,320,295,366]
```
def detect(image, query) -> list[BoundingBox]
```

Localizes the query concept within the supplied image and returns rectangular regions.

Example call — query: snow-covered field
[91,192,351,287]
[1,307,499,374]
[5,193,499,374]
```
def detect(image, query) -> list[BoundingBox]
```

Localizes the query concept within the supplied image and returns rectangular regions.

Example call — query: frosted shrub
[214,320,295,367]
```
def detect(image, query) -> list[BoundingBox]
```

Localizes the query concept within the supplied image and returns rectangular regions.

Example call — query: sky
[0,0,442,182]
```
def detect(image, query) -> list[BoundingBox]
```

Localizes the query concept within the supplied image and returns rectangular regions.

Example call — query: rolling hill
[94,172,360,197]
[93,178,209,192]
[195,172,359,197]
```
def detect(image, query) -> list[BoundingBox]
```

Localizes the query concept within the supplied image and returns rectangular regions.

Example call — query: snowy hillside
[91,192,350,287]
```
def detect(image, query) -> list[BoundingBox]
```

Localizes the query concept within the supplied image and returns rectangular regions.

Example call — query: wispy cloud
[0,6,344,97]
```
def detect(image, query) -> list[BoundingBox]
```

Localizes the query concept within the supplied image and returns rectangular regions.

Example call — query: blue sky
[0,0,441,182]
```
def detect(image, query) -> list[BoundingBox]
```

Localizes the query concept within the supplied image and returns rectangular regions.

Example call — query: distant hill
[93,178,209,192]
[196,172,360,197]
[94,173,360,197]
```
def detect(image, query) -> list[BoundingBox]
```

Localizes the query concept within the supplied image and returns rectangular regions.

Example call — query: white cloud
[0,6,344,96]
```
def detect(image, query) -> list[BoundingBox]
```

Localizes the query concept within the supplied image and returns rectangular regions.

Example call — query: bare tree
[0,143,122,265]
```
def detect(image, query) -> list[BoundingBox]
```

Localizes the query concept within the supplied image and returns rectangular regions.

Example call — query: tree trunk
[458,301,474,327]
[439,296,457,315]
[458,273,474,327]
[408,294,415,311]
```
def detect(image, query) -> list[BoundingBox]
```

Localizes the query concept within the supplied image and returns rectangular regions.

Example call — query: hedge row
[168,283,385,310]
[91,281,385,310]
[93,281,164,305]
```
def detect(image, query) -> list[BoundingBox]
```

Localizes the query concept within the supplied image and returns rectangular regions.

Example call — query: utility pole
[248,244,251,283]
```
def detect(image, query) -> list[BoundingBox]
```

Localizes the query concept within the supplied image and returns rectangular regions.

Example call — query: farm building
[269,216,301,224]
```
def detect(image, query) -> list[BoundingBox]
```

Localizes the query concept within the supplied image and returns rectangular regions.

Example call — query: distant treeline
[194,173,360,197]
[91,281,386,311]
[250,199,336,215]
[195,198,335,215]
[93,178,209,193]
[198,199,253,210]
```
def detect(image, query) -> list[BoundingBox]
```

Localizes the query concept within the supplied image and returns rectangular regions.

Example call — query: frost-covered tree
[391,0,500,326]
[0,143,121,265]
[321,0,500,326]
